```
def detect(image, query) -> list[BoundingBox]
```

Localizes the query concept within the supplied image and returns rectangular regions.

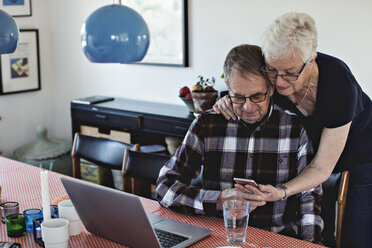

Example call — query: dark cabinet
[70,97,195,144]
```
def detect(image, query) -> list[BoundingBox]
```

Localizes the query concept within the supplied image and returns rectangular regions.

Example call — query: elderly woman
[213,12,372,248]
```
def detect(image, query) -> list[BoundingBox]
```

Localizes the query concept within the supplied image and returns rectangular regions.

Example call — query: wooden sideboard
[70,97,195,148]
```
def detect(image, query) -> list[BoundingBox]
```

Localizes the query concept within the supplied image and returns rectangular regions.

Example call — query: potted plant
[191,75,218,113]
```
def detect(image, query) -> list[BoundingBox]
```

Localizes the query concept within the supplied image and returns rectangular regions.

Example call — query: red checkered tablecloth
[0,157,325,248]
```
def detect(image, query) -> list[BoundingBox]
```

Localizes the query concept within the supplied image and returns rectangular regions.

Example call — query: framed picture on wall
[0,29,41,95]
[0,0,32,17]
[126,0,188,67]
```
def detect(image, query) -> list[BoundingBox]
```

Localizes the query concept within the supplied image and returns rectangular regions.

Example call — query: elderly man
[156,44,323,243]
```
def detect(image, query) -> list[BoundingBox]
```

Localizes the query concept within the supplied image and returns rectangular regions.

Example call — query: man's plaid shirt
[156,101,323,242]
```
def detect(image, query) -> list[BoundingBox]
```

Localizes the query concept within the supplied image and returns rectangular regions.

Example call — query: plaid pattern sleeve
[155,113,222,215]
[296,127,323,242]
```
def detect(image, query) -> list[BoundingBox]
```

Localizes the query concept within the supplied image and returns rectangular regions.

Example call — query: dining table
[0,157,325,248]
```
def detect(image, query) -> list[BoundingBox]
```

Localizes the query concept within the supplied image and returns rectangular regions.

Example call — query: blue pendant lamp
[0,9,19,54]
[81,1,150,63]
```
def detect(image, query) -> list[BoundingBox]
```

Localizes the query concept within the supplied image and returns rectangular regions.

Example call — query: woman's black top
[274,52,372,172]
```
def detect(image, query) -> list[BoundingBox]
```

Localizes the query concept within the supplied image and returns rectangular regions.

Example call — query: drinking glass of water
[222,199,250,243]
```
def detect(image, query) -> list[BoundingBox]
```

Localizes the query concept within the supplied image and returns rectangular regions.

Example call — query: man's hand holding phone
[216,188,266,213]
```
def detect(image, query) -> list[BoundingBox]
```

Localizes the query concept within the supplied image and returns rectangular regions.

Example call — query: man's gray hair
[223,44,264,86]
[261,12,318,63]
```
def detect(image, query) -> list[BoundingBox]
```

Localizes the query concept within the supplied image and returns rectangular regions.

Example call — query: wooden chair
[71,133,139,187]
[122,149,171,200]
[321,171,349,248]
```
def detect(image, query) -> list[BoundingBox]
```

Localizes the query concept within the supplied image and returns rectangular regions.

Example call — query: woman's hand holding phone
[233,178,259,188]
[233,178,266,202]
[233,178,285,202]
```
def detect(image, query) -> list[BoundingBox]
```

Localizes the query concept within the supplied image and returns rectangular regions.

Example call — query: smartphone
[233,178,259,188]
[0,242,21,248]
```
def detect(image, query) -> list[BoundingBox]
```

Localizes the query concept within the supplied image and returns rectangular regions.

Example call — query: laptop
[61,177,211,248]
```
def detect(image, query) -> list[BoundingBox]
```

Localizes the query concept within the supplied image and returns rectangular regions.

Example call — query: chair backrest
[321,171,349,248]
[122,149,171,199]
[71,133,139,183]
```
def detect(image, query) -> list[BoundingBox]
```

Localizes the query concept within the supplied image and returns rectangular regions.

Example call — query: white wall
[1,0,371,156]
[0,0,54,156]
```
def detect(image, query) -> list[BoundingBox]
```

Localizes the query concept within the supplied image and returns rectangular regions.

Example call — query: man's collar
[237,98,274,129]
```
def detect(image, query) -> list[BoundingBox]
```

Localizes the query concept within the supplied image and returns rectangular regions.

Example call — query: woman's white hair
[261,12,318,63]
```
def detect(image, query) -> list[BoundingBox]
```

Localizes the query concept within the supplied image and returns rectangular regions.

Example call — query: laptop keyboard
[154,228,188,248]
